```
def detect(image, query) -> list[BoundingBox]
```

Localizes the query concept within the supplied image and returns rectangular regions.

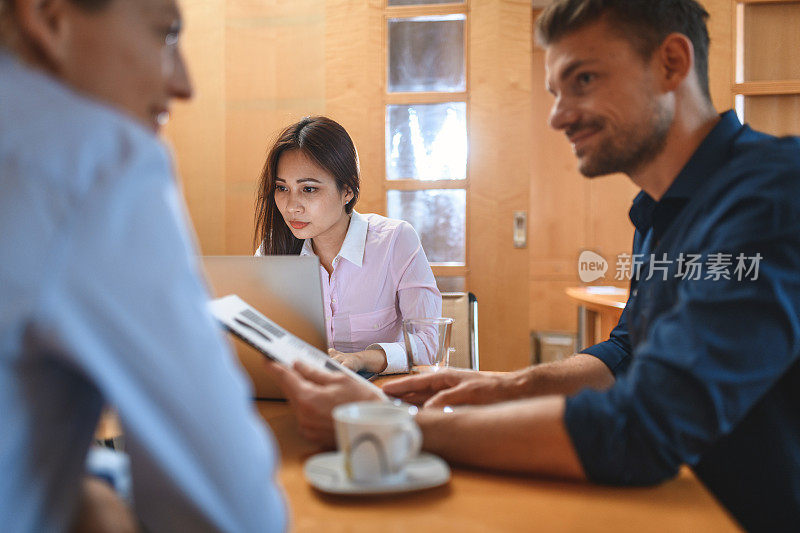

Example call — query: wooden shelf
[736,0,799,5]
[734,80,800,96]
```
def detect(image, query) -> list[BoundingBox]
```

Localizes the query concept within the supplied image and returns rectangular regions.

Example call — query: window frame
[383,0,471,279]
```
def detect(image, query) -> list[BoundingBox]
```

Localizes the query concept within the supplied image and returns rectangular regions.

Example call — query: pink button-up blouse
[282,211,442,373]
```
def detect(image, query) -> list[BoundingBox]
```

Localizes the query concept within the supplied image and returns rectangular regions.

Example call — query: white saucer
[303,451,451,495]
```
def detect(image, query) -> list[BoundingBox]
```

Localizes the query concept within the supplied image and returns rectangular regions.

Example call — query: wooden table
[260,399,739,532]
[96,388,739,531]
[566,287,628,351]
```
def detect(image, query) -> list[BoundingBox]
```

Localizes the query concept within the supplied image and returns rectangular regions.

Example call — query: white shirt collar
[299,239,314,257]
[299,211,368,267]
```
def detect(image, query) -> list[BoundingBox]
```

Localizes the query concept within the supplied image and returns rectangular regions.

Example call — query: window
[384,1,469,290]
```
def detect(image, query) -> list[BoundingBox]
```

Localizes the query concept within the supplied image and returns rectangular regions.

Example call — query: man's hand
[328,348,387,373]
[382,368,527,408]
[263,360,383,446]
[385,355,616,407]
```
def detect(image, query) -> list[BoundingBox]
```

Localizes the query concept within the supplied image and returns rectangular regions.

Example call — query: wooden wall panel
[227,0,323,21]
[225,2,326,253]
[164,0,226,254]
[225,187,260,254]
[324,0,385,216]
[224,21,325,103]
[469,0,533,371]
[224,107,278,199]
[743,2,800,82]
[165,0,330,256]
[745,95,800,136]
[705,0,734,111]
[530,280,580,334]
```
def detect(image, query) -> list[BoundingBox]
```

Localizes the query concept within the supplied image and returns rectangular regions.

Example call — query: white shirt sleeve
[39,140,286,532]
[367,342,411,374]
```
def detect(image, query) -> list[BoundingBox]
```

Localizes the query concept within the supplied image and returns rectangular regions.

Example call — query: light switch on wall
[513,211,527,248]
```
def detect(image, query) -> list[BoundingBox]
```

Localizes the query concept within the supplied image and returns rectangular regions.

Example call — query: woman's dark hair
[254,116,361,255]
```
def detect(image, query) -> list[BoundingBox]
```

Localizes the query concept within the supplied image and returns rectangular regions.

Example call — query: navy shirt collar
[629,111,744,241]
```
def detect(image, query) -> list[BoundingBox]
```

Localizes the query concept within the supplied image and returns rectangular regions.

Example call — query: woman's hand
[328,348,387,373]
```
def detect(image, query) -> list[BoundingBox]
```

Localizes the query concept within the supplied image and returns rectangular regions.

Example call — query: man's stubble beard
[578,101,673,179]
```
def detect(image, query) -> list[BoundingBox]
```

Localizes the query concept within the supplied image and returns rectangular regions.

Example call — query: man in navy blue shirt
[267,0,800,529]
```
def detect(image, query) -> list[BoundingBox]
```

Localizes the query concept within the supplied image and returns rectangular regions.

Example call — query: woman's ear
[14,0,73,70]
[343,186,355,206]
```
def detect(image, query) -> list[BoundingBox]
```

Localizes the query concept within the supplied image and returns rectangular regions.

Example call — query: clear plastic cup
[402,317,454,372]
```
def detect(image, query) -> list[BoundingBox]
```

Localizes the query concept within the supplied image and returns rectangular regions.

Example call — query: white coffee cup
[332,401,422,484]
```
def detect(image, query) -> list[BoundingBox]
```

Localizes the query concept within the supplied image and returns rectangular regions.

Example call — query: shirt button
[332,298,337,303]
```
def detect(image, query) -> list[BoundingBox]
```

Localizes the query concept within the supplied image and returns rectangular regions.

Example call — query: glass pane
[743,95,800,137]
[389,0,464,5]
[743,3,800,82]
[388,15,466,93]
[435,276,465,292]
[386,102,467,180]
[387,189,466,263]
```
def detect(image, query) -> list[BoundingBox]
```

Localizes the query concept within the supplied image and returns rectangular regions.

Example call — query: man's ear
[13,0,73,70]
[657,32,694,92]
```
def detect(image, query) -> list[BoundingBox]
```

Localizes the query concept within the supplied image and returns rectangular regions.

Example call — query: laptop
[202,255,327,399]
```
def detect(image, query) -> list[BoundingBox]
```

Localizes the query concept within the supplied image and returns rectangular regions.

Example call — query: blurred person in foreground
[0,0,285,530]
[265,1,800,530]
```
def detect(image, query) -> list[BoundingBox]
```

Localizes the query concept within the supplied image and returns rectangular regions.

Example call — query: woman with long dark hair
[255,116,441,374]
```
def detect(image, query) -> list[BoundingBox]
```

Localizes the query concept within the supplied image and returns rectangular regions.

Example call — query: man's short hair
[535,0,711,100]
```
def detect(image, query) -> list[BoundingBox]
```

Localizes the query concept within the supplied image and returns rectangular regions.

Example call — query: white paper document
[208,294,387,399]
